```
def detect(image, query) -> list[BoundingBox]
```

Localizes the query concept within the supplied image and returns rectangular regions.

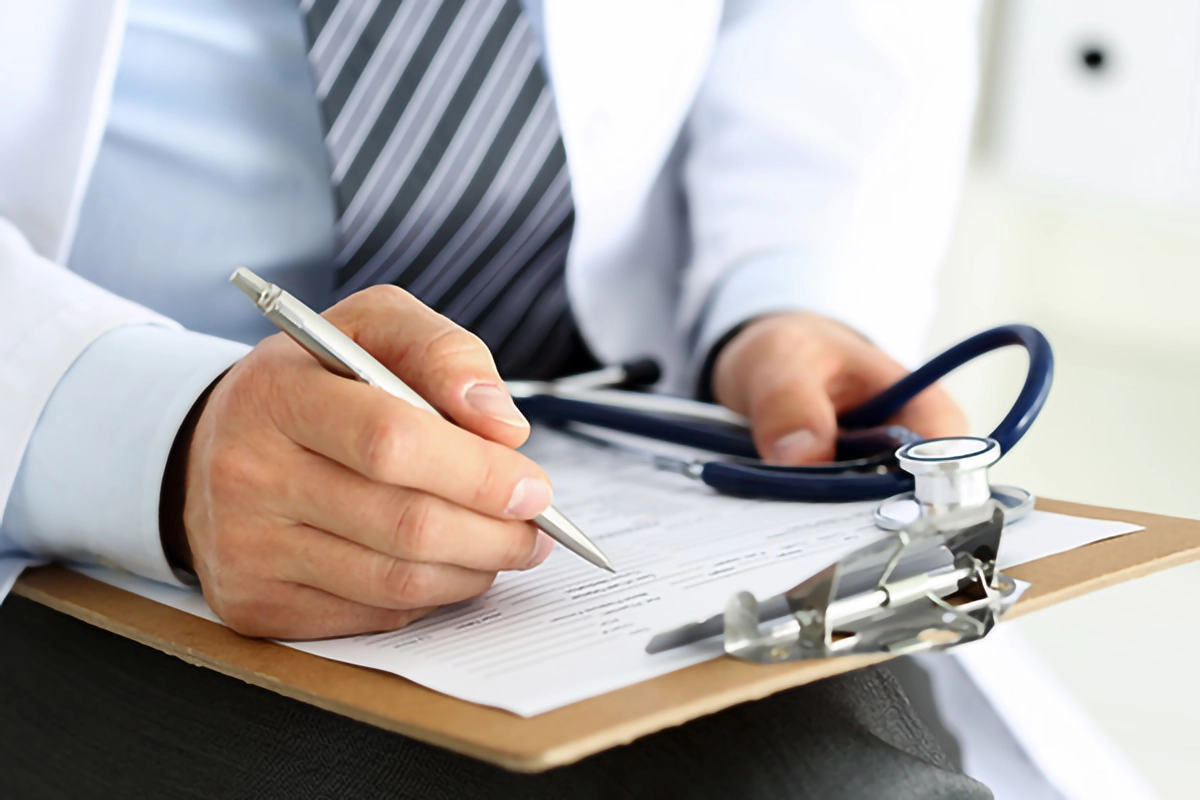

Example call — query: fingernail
[506,477,553,519]
[770,430,820,464]
[525,532,556,568]
[464,382,528,427]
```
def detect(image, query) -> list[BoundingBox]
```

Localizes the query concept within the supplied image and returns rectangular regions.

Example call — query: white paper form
[75,428,1142,716]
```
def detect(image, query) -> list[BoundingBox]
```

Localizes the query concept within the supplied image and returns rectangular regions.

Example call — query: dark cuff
[159,371,228,581]
[694,322,750,402]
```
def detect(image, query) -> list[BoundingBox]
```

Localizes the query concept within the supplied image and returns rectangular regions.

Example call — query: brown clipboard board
[13,499,1200,772]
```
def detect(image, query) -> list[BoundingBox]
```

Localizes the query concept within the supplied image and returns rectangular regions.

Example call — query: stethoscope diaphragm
[873,484,1035,531]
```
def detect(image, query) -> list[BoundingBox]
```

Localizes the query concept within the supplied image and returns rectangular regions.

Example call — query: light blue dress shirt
[68,0,338,338]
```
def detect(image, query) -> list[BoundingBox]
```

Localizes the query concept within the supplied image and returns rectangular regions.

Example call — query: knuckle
[209,590,267,637]
[215,602,255,635]
[217,354,258,398]
[380,559,430,608]
[500,524,538,570]
[393,495,440,560]
[206,448,262,497]
[325,285,410,337]
[422,326,489,372]
[357,414,414,480]
[469,455,504,511]
[359,283,409,308]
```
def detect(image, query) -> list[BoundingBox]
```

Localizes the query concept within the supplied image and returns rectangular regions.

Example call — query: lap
[0,596,990,800]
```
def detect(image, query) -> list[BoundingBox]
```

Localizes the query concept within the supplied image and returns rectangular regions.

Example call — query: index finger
[272,365,555,521]
[888,384,970,440]
[837,344,969,440]
[325,285,530,449]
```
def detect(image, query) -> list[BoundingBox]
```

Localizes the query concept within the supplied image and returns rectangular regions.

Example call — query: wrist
[159,371,227,577]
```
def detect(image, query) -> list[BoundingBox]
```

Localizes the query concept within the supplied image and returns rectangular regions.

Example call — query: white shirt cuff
[1,325,250,585]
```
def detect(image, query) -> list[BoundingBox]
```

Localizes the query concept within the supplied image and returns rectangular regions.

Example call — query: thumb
[746,372,840,465]
[717,357,840,465]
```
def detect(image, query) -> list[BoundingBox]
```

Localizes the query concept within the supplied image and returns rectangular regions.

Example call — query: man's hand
[176,286,555,639]
[712,312,968,464]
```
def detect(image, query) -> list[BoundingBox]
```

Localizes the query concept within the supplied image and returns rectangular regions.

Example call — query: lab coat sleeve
[681,0,981,381]
[0,219,246,586]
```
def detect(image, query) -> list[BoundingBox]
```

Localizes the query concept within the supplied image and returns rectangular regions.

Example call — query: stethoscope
[507,324,1054,531]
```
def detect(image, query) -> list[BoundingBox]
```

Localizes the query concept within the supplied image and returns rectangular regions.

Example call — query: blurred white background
[927,2,1200,797]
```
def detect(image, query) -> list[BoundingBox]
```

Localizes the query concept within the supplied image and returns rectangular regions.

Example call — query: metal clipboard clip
[646,437,1025,663]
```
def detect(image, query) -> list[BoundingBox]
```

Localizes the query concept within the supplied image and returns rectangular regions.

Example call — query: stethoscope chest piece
[873,436,1034,531]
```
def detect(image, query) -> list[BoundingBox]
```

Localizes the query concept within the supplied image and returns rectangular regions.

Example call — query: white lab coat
[5,3,1143,798]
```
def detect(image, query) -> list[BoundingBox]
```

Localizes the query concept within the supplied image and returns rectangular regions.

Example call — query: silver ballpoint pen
[229,267,615,574]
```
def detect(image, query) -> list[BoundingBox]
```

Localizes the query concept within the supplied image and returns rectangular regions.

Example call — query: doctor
[0,0,985,797]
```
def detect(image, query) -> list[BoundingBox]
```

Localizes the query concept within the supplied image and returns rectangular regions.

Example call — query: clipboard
[13,498,1200,773]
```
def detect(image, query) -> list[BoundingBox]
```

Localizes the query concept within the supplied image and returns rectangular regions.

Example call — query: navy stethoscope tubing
[515,392,761,459]
[514,324,1054,502]
[838,324,1054,457]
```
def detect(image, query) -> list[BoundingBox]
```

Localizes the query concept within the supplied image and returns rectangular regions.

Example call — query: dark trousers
[0,597,991,799]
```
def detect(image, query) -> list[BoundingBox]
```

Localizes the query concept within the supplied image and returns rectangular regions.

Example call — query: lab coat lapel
[0,0,127,263]
[541,0,721,273]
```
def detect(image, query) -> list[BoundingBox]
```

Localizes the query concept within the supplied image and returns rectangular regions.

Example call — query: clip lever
[647,504,1019,662]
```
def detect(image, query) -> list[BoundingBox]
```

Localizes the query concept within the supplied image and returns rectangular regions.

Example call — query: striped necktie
[301,0,593,378]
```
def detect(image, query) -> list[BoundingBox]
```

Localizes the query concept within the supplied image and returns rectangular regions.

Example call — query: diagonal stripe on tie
[361,58,547,294]
[305,0,340,41]
[302,0,594,379]
[336,3,520,282]
[331,2,465,193]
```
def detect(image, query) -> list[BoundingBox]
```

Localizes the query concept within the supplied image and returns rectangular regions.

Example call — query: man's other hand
[712,312,968,465]
[176,286,554,639]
